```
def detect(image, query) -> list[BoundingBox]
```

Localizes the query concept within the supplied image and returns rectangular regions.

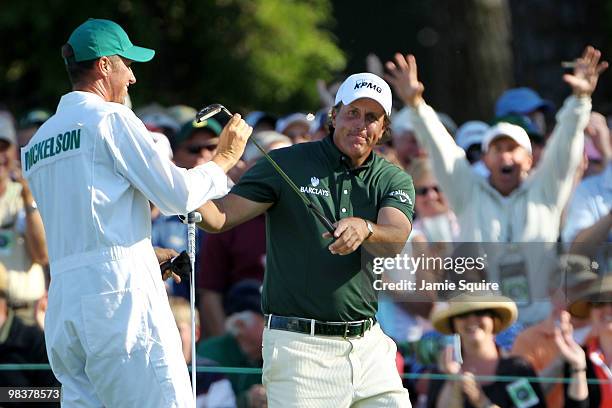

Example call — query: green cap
[67,18,155,62]
[172,118,223,148]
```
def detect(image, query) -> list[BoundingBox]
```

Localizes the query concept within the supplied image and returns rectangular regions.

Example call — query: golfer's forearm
[195,200,228,233]
[363,223,411,256]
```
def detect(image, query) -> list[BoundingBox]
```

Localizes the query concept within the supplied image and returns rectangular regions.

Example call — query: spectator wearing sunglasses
[172,118,223,169]
[409,158,459,243]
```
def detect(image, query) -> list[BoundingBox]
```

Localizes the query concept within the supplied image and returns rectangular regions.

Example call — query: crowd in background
[0,51,611,407]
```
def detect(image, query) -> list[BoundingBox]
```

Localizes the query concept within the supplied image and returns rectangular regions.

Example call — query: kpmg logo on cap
[354,80,382,94]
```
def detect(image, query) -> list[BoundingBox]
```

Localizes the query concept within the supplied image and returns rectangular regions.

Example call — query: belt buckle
[343,322,350,339]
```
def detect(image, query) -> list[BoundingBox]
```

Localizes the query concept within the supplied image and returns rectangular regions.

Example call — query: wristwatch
[364,219,374,240]
[24,201,38,215]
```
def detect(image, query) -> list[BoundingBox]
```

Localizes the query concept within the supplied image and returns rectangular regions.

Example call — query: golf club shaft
[249,137,336,234]
[186,212,200,402]
[196,104,337,235]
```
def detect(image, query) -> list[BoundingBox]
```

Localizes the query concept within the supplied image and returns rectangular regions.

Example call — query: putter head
[195,103,232,123]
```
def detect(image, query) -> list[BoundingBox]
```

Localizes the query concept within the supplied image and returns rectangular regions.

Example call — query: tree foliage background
[0,0,345,116]
[1,0,611,124]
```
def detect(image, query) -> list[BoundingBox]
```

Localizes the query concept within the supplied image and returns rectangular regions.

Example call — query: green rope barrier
[1,364,610,385]
[400,372,612,385]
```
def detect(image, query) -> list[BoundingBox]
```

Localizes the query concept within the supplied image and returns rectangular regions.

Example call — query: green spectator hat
[67,19,155,62]
[19,109,51,129]
[172,118,222,149]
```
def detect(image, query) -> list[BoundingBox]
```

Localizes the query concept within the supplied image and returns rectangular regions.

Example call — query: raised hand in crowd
[366,53,384,77]
[563,46,608,97]
[11,164,48,266]
[384,53,425,108]
[461,372,495,408]
[554,310,589,401]
[315,79,340,108]
[438,343,461,376]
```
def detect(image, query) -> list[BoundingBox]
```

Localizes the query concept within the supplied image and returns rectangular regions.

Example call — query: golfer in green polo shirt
[196,72,414,406]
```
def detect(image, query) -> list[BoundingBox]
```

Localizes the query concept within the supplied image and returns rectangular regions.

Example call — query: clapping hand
[554,310,587,370]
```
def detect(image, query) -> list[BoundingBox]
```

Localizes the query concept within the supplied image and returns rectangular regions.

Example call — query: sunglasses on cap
[415,185,440,196]
[184,144,217,154]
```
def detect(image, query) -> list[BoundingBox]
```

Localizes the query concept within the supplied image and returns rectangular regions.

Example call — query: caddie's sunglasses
[415,185,440,196]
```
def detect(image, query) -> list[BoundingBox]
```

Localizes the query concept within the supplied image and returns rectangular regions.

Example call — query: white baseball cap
[455,121,489,151]
[335,72,392,116]
[481,122,532,155]
[275,113,314,134]
[0,114,16,145]
[391,107,413,135]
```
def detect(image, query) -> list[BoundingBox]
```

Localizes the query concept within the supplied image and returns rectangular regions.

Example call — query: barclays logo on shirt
[300,176,329,197]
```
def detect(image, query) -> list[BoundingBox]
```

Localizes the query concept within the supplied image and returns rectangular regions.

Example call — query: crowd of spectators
[0,47,611,407]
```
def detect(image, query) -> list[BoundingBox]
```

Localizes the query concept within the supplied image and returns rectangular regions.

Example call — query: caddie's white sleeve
[409,102,478,216]
[529,96,591,207]
[101,111,229,215]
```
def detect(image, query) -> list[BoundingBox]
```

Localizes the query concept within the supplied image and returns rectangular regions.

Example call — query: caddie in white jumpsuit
[21,19,251,408]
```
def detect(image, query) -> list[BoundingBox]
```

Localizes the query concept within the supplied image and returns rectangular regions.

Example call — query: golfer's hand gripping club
[196,104,336,235]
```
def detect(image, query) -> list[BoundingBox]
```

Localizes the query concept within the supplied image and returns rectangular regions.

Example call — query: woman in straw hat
[427,293,545,407]
[558,274,612,407]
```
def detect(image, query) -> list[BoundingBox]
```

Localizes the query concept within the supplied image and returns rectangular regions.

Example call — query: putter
[196,104,336,234]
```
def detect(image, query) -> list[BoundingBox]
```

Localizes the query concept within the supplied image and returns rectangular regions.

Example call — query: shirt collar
[321,133,375,173]
[57,91,105,111]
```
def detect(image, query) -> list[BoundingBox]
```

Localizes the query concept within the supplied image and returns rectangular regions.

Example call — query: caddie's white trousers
[45,238,193,407]
[262,323,411,407]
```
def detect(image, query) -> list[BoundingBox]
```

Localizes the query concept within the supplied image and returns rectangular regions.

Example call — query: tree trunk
[430,0,513,125]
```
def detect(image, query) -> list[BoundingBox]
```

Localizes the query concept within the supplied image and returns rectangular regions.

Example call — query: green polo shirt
[231,135,414,321]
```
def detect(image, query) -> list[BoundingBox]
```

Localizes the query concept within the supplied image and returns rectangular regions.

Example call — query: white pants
[262,323,411,407]
[45,239,193,407]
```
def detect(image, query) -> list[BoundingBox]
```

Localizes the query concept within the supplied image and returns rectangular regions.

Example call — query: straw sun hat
[568,274,612,319]
[430,293,518,335]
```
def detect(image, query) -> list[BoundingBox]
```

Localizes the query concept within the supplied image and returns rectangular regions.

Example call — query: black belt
[264,314,376,338]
